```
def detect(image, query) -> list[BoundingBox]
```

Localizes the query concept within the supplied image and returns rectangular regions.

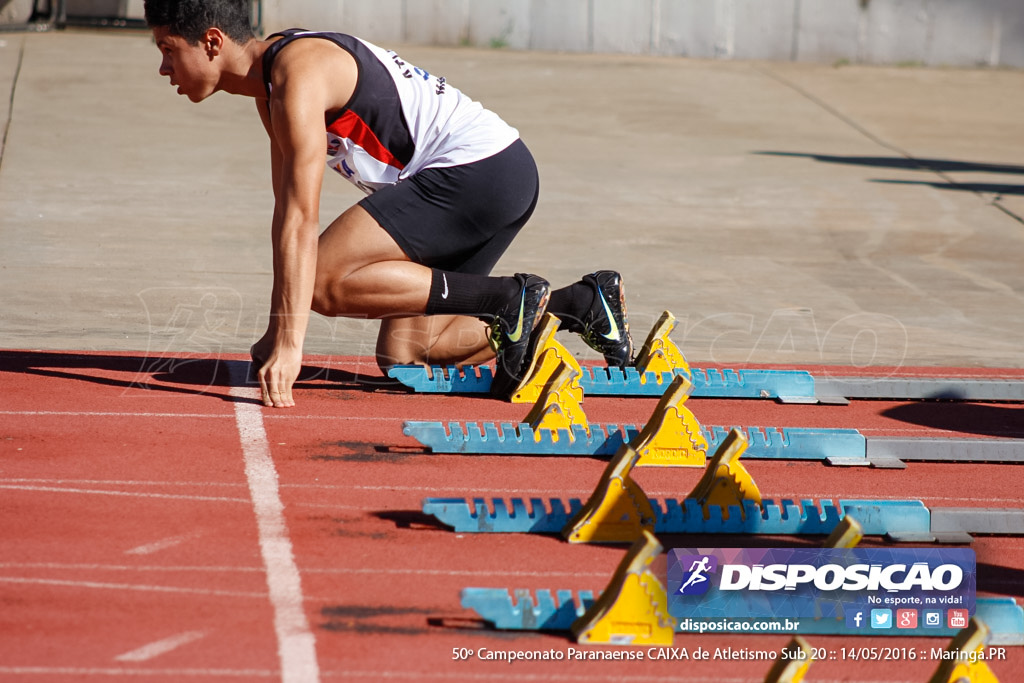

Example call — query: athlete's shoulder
[265,31,357,93]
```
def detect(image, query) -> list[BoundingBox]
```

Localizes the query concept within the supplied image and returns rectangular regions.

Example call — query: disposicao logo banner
[667,548,975,635]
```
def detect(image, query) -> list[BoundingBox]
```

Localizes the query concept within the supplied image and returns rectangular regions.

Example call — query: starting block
[928,617,1000,683]
[405,368,714,465]
[507,313,583,404]
[387,309,817,399]
[460,489,1022,642]
[632,310,691,378]
[422,428,937,539]
[562,428,751,544]
[630,374,707,467]
[562,445,655,544]
[763,637,815,683]
[522,360,588,436]
[564,429,758,544]
[423,495,933,537]
[403,417,865,460]
[570,530,676,646]
[689,428,762,514]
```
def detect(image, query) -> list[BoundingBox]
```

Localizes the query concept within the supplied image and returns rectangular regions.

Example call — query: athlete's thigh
[317,204,410,278]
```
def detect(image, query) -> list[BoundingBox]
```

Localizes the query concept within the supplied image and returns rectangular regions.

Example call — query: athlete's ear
[204,28,225,58]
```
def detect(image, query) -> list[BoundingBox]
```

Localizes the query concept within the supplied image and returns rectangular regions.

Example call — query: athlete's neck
[216,39,270,99]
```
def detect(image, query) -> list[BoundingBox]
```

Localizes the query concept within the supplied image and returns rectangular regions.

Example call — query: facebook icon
[845,609,866,629]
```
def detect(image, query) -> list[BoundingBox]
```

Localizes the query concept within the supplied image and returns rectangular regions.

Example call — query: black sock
[548,280,596,333]
[425,269,521,319]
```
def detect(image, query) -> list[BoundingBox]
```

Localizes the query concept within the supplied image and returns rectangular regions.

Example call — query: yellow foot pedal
[562,444,654,544]
[571,530,676,646]
[524,360,588,438]
[630,374,708,467]
[510,313,583,404]
[688,428,762,516]
[632,311,691,378]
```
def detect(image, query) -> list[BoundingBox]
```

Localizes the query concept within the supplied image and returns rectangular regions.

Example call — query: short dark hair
[144,0,254,44]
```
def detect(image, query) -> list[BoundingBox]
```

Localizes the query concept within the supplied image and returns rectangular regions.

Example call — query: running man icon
[678,556,713,594]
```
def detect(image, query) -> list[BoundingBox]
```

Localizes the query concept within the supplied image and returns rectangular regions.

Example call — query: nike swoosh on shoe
[596,290,621,341]
[506,291,527,343]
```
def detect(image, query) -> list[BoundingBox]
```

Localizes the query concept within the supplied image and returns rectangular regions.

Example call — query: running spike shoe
[578,270,633,368]
[489,273,551,400]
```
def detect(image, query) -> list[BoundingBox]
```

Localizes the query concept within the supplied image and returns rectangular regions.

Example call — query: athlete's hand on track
[253,338,303,408]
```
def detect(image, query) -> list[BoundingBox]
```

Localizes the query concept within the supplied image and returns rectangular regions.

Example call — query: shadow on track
[881,401,1024,439]
[0,349,408,405]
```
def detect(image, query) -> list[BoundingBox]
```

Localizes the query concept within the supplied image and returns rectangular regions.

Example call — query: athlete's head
[144,0,254,45]
[146,0,254,102]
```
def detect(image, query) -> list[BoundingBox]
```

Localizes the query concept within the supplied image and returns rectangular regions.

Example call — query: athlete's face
[152,27,220,103]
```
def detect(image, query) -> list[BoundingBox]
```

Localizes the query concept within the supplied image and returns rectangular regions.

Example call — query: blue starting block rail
[387,364,816,399]
[422,497,931,536]
[389,364,1024,402]
[459,589,1024,643]
[582,366,816,399]
[403,421,867,461]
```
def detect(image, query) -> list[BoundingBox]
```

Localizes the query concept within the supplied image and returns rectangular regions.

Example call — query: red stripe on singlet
[327,111,405,169]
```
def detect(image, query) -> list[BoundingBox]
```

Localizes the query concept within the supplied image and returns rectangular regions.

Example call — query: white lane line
[0,563,614,579]
[0,576,266,598]
[0,478,247,488]
[4,481,1022,507]
[0,484,248,504]
[0,666,276,677]
[114,630,210,662]
[5,561,1023,587]
[6,563,1022,589]
[0,562,264,573]
[125,531,204,556]
[229,365,320,683]
[4,478,1024,505]
[0,410,398,421]
[0,411,234,419]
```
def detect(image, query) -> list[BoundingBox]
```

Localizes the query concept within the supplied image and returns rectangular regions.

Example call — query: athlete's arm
[250,98,287,394]
[254,45,334,408]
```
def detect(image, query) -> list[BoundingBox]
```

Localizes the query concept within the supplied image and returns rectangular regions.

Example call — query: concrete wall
[12,0,1018,67]
[259,0,1024,67]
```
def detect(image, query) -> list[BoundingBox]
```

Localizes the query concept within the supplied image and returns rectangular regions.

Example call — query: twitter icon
[871,609,893,629]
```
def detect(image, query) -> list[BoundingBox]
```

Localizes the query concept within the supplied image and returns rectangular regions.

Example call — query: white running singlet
[262,29,520,194]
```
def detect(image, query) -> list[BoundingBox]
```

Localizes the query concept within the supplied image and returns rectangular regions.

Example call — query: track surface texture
[2,27,1024,683]
[2,351,1022,682]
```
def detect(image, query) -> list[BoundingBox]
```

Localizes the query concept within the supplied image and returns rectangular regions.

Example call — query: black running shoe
[489,273,551,399]
[579,270,633,368]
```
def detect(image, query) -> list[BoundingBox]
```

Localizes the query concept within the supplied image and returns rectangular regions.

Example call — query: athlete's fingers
[258,366,274,407]
[259,361,297,408]
[270,379,294,408]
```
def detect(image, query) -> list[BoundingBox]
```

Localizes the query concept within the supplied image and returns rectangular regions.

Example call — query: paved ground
[1,29,1023,370]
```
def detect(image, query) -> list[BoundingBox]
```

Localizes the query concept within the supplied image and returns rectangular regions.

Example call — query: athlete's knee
[312,271,350,316]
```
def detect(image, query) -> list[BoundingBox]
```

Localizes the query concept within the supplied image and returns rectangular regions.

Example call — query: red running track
[1,350,1022,682]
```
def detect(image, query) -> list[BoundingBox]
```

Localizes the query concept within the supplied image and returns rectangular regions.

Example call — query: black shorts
[359,138,539,276]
